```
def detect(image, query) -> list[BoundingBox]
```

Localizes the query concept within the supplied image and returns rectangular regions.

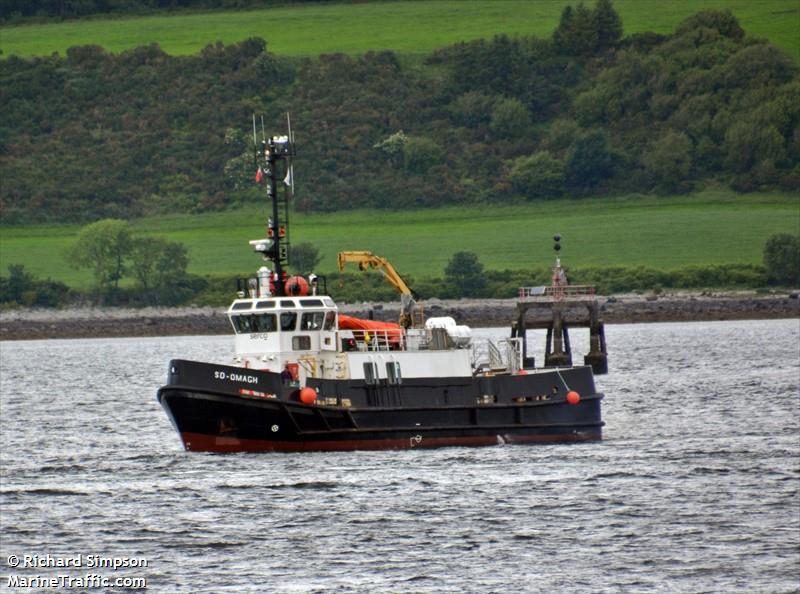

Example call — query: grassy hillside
[1,192,797,289]
[1,0,798,61]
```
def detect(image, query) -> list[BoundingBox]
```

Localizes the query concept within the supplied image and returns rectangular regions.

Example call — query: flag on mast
[255,167,264,183]
[283,165,294,192]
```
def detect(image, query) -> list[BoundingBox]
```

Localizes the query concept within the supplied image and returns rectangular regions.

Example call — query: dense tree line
[0,0,333,22]
[0,218,203,306]
[1,3,798,225]
[0,264,72,306]
[64,218,202,304]
[2,230,797,308]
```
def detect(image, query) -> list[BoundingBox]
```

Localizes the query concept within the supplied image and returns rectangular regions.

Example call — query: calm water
[1,320,798,593]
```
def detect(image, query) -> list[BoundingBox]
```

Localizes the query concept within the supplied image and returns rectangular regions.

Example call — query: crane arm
[337,251,413,296]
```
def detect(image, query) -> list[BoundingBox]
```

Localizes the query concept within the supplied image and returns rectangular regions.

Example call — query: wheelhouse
[228,296,339,360]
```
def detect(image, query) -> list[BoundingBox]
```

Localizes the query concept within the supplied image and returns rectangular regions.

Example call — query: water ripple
[1,321,798,593]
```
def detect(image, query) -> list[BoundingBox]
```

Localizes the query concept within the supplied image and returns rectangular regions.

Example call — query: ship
[157,124,608,453]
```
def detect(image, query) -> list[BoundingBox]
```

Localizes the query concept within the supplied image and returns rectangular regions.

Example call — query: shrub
[0,265,73,307]
[290,243,322,274]
[445,251,487,298]
[403,136,445,173]
[507,152,565,199]
[763,234,800,286]
[489,97,531,139]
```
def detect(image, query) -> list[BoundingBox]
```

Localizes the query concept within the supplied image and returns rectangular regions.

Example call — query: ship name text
[214,370,259,384]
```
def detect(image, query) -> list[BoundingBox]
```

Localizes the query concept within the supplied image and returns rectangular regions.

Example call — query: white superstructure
[227,298,478,385]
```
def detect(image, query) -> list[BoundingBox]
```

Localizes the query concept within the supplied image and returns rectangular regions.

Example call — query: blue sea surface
[1,319,798,593]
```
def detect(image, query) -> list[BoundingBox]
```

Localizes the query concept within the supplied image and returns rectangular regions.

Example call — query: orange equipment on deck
[338,314,403,345]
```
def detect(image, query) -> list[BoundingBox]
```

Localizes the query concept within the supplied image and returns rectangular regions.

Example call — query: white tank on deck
[425,316,457,329]
[425,316,472,347]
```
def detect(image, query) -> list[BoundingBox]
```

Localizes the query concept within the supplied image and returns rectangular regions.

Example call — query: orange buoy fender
[285,276,309,296]
[566,390,581,405]
[299,387,317,405]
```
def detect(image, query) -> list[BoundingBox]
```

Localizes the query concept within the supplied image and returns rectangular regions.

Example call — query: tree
[675,9,745,41]
[763,234,800,286]
[403,136,445,173]
[445,251,486,298]
[490,97,531,139]
[566,130,616,191]
[594,0,623,51]
[254,50,295,84]
[724,120,786,174]
[553,5,575,53]
[507,152,565,199]
[0,264,71,307]
[448,91,497,127]
[373,130,408,167]
[129,236,190,305]
[67,219,131,294]
[290,242,322,274]
[1,264,34,304]
[553,2,599,56]
[544,119,581,152]
[223,127,254,191]
[642,130,693,192]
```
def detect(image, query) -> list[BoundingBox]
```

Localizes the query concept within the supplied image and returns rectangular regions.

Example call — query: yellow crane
[337,251,421,328]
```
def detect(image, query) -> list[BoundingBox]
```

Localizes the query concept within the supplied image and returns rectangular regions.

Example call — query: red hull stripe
[179,431,601,453]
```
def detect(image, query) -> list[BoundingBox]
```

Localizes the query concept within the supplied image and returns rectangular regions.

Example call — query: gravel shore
[0,291,797,341]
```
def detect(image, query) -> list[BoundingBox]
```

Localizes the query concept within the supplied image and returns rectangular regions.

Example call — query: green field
[1,0,798,61]
[1,192,797,289]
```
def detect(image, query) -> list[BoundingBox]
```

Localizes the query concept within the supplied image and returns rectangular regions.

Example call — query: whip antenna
[285,113,295,195]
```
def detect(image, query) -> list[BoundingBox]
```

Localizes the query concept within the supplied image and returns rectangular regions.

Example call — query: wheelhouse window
[280,300,296,308]
[232,313,277,334]
[301,312,325,330]
[255,300,275,309]
[255,314,277,332]
[299,299,324,307]
[231,302,253,311]
[323,311,336,331]
[280,312,297,331]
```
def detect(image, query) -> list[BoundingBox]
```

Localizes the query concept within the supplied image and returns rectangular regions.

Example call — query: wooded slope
[1,5,797,224]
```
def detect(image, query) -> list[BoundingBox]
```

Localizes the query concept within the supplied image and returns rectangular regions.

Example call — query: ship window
[255,300,275,309]
[255,314,277,332]
[363,362,379,385]
[232,302,252,311]
[280,300,296,308]
[292,336,311,350]
[301,312,325,330]
[386,361,402,385]
[231,314,277,333]
[280,312,297,331]
[300,299,324,307]
[231,315,246,333]
[323,298,335,308]
[323,311,336,331]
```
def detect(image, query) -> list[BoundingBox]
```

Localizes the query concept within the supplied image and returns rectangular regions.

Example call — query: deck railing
[518,285,596,301]
[471,337,523,372]
[351,329,406,351]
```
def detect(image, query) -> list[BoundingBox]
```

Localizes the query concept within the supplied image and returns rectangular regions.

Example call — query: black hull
[158,359,603,453]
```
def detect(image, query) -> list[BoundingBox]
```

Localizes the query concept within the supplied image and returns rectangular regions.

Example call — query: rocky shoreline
[0,292,797,341]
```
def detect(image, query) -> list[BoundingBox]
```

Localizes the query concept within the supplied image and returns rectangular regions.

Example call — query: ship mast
[250,117,296,297]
